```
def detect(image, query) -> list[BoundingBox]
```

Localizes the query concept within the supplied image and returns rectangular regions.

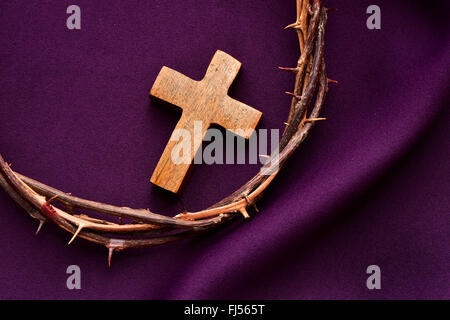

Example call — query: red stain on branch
[40,203,59,218]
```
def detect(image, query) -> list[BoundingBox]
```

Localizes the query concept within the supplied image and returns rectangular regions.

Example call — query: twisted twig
[0,0,333,266]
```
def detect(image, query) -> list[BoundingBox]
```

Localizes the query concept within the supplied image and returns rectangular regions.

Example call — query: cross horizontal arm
[150,66,198,109]
[212,95,262,139]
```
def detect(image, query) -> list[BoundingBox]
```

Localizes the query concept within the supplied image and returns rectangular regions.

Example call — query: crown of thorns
[0,0,335,266]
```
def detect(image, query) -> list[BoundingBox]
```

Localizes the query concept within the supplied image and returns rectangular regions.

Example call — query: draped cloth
[0,0,448,299]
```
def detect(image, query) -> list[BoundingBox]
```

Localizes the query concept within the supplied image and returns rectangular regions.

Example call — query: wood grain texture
[150,50,262,194]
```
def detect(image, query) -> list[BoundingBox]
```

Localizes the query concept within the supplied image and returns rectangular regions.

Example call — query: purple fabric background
[0,0,448,299]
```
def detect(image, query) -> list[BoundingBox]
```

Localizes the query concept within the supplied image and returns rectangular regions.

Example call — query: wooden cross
[150,50,262,194]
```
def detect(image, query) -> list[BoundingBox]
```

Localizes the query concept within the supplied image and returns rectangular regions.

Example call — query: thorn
[243,195,259,213]
[327,78,339,84]
[278,66,299,73]
[179,198,188,215]
[243,194,259,213]
[35,220,45,235]
[239,207,250,219]
[45,194,60,205]
[326,8,339,12]
[285,91,302,99]
[108,247,115,268]
[259,154,270,159]
[284,22,301,30]
[305,118,327,123]
[68,224,84,245]
[308,4,314,15]
[284,122,289,126]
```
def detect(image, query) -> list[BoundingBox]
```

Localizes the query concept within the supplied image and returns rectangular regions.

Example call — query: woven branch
[0,0,332,266]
